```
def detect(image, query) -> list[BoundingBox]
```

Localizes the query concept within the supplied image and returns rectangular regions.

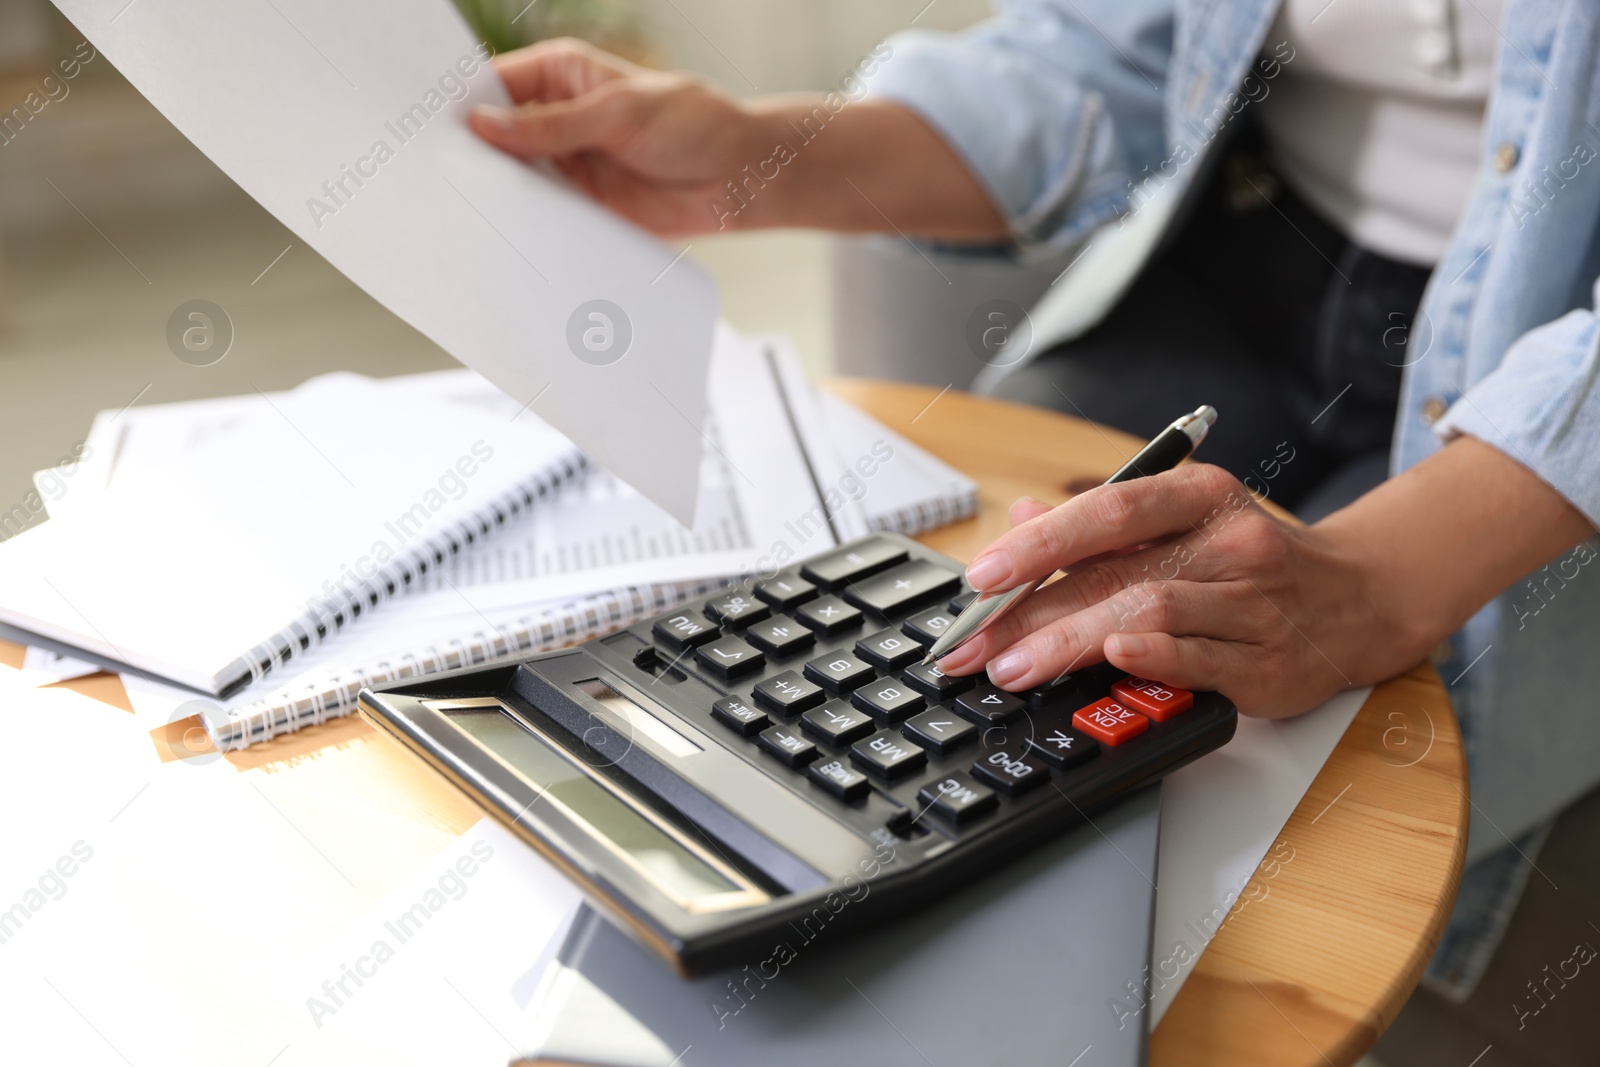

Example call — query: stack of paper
[0,371,584,696]
[5,327,978,751]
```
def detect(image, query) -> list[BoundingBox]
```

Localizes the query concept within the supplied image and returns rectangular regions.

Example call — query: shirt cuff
[862,28,1142,257]
[1434,304,1600,526]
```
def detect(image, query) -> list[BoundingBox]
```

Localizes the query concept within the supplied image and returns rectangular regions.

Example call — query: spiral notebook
[111,345,980,750]
[0,372,584,697]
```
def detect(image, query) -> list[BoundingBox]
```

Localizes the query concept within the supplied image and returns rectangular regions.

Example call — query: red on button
[1072,697,1149,746]
[1110,677,1194,722]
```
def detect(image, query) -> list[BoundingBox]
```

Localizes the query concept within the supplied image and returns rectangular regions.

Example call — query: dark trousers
[988,150,1434,520]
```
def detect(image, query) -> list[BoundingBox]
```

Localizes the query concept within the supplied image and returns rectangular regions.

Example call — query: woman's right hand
[469,38,768,236]
[469,38,1008,242]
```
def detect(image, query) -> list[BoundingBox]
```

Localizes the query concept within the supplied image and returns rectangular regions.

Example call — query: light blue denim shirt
[867,0,1600,993]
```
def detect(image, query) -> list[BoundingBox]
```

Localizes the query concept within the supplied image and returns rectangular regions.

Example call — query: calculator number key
[745,615,815,657]
[1026,727,1098,770]
[1110,677,1195,721]
[710,696,769,737]
[856,629,921,671]
[652,610,720,650]
[851,680,925,724]
[753,670,825,714]
[799,700,876,746]
[704,592,769,628]
[971,749,1051,795]
[694,635,764,680]
[795,595,864,637]
[851,729,929,780]
[901,660,975,700]
[918,772,997,824]
[803,652,876,693]
[902,607,958,647]
[901,710,977,755]
[753,573,818,611]
[808,758,871,801]
[954,684,1025,724]
[1072,697,1150,746]
[757,725,820,768]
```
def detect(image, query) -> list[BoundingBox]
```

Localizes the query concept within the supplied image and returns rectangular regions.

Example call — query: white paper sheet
[53,0,718,522]
[1147,687,1369,1025]
[268,818,583,1067]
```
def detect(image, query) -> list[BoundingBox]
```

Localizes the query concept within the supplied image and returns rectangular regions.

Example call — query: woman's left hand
[935,464,1423,718]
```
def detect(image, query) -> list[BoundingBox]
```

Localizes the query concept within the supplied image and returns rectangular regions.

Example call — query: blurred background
[0,0,998,538]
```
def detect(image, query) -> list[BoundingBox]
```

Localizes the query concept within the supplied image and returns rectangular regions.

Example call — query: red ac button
[1072,697,1149,746]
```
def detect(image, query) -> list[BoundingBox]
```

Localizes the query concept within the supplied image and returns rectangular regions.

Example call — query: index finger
[492,38,640,104]
[965,464,1250,592]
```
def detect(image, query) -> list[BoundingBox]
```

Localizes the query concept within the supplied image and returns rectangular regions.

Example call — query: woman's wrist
[726,96,1008,237]
[1313,434,1596,665]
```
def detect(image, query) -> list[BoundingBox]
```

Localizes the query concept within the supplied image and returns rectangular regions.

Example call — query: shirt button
[1494,142,1520,173]
[1421,395,1449,426]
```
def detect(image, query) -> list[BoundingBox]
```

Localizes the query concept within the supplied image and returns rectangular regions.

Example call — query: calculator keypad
[628,536,1229,839]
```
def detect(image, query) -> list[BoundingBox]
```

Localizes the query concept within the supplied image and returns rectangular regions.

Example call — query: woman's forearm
[731,97,1010,240]
[1319,434,1597,657]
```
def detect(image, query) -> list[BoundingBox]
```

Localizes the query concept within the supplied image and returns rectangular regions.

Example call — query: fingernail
[989,646,1033,686]
[472,104,515,133]
[1108,633,1149,657]
[936,644,980,674]
[966,552,1012,591]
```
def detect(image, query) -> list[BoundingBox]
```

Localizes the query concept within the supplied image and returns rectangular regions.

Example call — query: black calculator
[358,533,1236,975]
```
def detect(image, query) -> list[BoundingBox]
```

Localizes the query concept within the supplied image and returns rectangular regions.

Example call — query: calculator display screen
[444,705,747,906]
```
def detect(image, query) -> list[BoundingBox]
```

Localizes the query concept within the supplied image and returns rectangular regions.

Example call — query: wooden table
[0,380,1467,1066]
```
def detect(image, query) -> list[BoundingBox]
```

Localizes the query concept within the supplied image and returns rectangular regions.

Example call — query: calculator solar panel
[359,534,1236,974]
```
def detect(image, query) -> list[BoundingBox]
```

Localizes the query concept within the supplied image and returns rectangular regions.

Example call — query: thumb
[471,88,639,160]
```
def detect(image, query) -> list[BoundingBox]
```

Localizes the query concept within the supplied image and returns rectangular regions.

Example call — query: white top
[1256,0,1506,265]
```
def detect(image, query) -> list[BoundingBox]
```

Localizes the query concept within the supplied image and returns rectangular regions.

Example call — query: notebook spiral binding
[866,485,980,537]
[206,576,732,751]
[236,450,588,688]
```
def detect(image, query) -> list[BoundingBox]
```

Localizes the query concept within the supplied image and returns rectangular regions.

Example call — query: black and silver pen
[920,404,1219,666]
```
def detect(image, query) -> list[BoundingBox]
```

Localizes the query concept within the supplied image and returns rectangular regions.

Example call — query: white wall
[632,0,992,92]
